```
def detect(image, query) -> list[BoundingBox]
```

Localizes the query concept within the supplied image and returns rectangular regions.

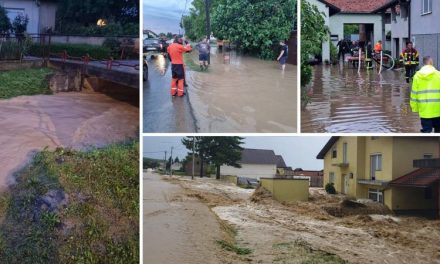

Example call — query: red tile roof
[389,168,440,188]
[325,0,390,13]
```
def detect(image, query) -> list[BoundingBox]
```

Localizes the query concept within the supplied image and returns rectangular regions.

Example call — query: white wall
[307,0,330,62]
[220,163,277,180]
[329,13,383,46]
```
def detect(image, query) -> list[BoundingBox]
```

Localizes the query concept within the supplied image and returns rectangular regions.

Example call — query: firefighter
[410,56,440,133]
[167,36,192,97]
[374,40,383,54]
[400,41,419,83]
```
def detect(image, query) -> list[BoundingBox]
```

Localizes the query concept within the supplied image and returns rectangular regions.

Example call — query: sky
[143,0,193,34]
[143,136,331,170]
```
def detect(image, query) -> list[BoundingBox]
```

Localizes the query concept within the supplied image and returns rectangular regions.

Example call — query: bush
[0,6,11,34]
[28,43,112,60]
[103,38,121,57]
[0,40,21,60]
[330,42,338,64]
[325,183,336,194]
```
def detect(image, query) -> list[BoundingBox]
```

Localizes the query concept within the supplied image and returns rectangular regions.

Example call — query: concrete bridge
[47,58,139,89]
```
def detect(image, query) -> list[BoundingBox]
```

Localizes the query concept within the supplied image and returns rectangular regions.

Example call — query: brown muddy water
[187,48,297,133]
[301,65,420,133]
[0,92,138,189]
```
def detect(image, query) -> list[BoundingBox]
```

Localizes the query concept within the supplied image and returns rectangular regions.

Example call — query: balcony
[357,179,389,187]
[331,162,349,168]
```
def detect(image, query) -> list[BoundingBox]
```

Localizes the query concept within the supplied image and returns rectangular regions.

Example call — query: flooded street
[301,65,420,133]
[143,171,226,264]
[188,48,297,132]
[143,54,197,132]
[143,48,297,133]
[0,92,138,189]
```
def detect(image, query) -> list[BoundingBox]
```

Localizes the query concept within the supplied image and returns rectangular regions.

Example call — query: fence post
[358,48,362,73]
[379,51,383,74]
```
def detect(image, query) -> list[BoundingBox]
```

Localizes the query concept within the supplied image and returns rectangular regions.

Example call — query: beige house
[317,136,439,214]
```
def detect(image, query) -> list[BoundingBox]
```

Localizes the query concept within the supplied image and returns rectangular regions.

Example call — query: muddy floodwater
[301,65,420,133]
[188,49,297,132]
[0,92,138,189]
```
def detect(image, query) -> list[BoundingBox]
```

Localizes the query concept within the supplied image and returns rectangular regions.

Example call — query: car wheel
[143,63,148,81]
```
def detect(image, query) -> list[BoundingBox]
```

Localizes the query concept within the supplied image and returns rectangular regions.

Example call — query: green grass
[183,53,205,72]
[272,240,346,264]
[0,68,53,99]
[216,240,252,255]
[0,141,139,264]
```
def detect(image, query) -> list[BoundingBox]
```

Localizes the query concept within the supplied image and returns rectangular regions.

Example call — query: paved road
[143,171,223,264]
[143,55,197,132]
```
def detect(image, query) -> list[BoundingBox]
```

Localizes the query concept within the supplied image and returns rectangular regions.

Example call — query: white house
[0,0,57,34]
[220,149,286,180]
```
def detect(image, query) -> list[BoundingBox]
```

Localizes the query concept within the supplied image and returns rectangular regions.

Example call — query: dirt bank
[0,92,138,190]
[170,176,440,264]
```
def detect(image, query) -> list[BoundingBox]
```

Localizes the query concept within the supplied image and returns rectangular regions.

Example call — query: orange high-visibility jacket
[400,48,419,65]
[167,43,192,64]
[374,42,382,53]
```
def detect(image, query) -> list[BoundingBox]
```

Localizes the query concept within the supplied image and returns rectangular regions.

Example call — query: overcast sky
[143,136,330,170]
[144,0,193,34]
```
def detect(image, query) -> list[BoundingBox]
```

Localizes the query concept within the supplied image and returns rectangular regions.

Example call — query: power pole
[192,137,195,180]
[164,151,167,173]
[170,146,174,177]
[205,0,211,64]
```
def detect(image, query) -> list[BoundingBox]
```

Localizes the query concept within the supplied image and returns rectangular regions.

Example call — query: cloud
[143,0,192,33]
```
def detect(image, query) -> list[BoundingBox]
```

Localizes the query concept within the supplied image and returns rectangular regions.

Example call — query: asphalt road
[143,54,197,132]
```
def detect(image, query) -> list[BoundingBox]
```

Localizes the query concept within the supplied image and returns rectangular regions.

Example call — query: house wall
[389,186,437,211]
[390,7,409,58]
[411,0,440,68]
[260,178,309,202]
[2,0,38,34]
[220,163,277,180]
[329,14,383,46]
[363,137,393,182]
[38,1,57,32]
[307,0,330,62]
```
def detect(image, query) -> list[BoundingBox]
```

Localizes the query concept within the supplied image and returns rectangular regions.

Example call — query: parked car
[143,37,168,53]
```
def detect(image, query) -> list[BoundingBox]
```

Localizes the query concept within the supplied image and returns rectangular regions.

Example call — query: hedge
[28,43,112,60]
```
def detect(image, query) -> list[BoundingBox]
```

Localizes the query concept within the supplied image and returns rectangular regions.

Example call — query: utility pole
[192,136,195,180]
[164,151,167,174]
[205,0,211,65]
[170,146,174,177]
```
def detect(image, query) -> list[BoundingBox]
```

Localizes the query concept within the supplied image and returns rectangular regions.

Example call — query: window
[371,136,379,140]
[423,154,433,159]
[329,172,335,184]
[332,148,337,159]
[425,187,433,199]
[370,154,382,180]
[368,189,384,203]
[5,8,25,23]
[422,0,432,15]
[342,143,348,164]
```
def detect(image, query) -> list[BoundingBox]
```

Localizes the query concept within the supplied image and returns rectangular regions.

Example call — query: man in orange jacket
[167,37,192,97]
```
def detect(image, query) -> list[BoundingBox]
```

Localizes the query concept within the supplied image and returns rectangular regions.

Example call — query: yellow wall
[390,187,437,210]
[363,137,393,181]
[261,178,309,202]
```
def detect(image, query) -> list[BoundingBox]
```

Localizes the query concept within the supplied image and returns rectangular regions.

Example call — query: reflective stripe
[410,98,440,103]
[411,89,440,94]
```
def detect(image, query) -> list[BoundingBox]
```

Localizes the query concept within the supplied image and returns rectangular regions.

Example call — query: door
[342,174,349,194]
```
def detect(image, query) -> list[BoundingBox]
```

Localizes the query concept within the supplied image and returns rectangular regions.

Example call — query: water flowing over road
[301,65,420,133]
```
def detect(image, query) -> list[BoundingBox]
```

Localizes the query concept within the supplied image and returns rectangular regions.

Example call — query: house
[220,148,286,180]
[0,0,57,34]
[317,136,439,215]
[171,162,182,171]
[410,0,440,68]
[184,156,208,177]
[292,168,324,187]
[374,0,410,59]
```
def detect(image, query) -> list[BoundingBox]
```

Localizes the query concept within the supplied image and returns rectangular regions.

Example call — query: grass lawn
[0,68,53,99]
[0,141,139,264]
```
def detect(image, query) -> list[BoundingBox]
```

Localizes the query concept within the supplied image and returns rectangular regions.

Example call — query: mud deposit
[302,65,421,133]
[187,49,297,133]
[169,177,440,264]
[0,92,138,189]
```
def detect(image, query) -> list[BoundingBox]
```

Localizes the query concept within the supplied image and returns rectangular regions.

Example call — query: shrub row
[28,43,112,60]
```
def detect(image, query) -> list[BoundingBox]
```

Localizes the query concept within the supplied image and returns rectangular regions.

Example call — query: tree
[212,0,295,59]
[301,1,328,104]
[208,137,243,179]
[0,6,11,34]
[182,137,211,177]
[12,14,29,36]
[174,157,180,163]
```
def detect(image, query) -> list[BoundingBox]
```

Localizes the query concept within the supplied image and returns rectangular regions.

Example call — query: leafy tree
[182,137,211,177]
[174,157,180,163]
[212,0,295,59]
[182,0,223,41]
[0,6,11,34]
[301,1,328,103]
[12,14,29,36]
[207,137,243,179]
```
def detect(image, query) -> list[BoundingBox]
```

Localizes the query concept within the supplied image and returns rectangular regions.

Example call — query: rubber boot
[171,78,177,96]
[177,79,184,97]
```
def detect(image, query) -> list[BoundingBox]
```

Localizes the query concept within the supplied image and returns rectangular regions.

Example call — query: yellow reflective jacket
[400,48,419,65]
[411,65,440,118]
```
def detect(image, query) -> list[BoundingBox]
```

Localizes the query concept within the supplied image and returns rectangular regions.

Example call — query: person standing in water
[196,37,210,71]
[277,40,288,71]
[167,36,192,97]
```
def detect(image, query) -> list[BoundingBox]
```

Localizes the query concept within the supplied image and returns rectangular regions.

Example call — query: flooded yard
[301,65,421,133]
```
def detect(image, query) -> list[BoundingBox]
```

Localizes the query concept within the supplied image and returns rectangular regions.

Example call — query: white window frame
[368,188,384,203]
[329,172,335,184]
[370,153,382,180]
[422,0,432,15]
